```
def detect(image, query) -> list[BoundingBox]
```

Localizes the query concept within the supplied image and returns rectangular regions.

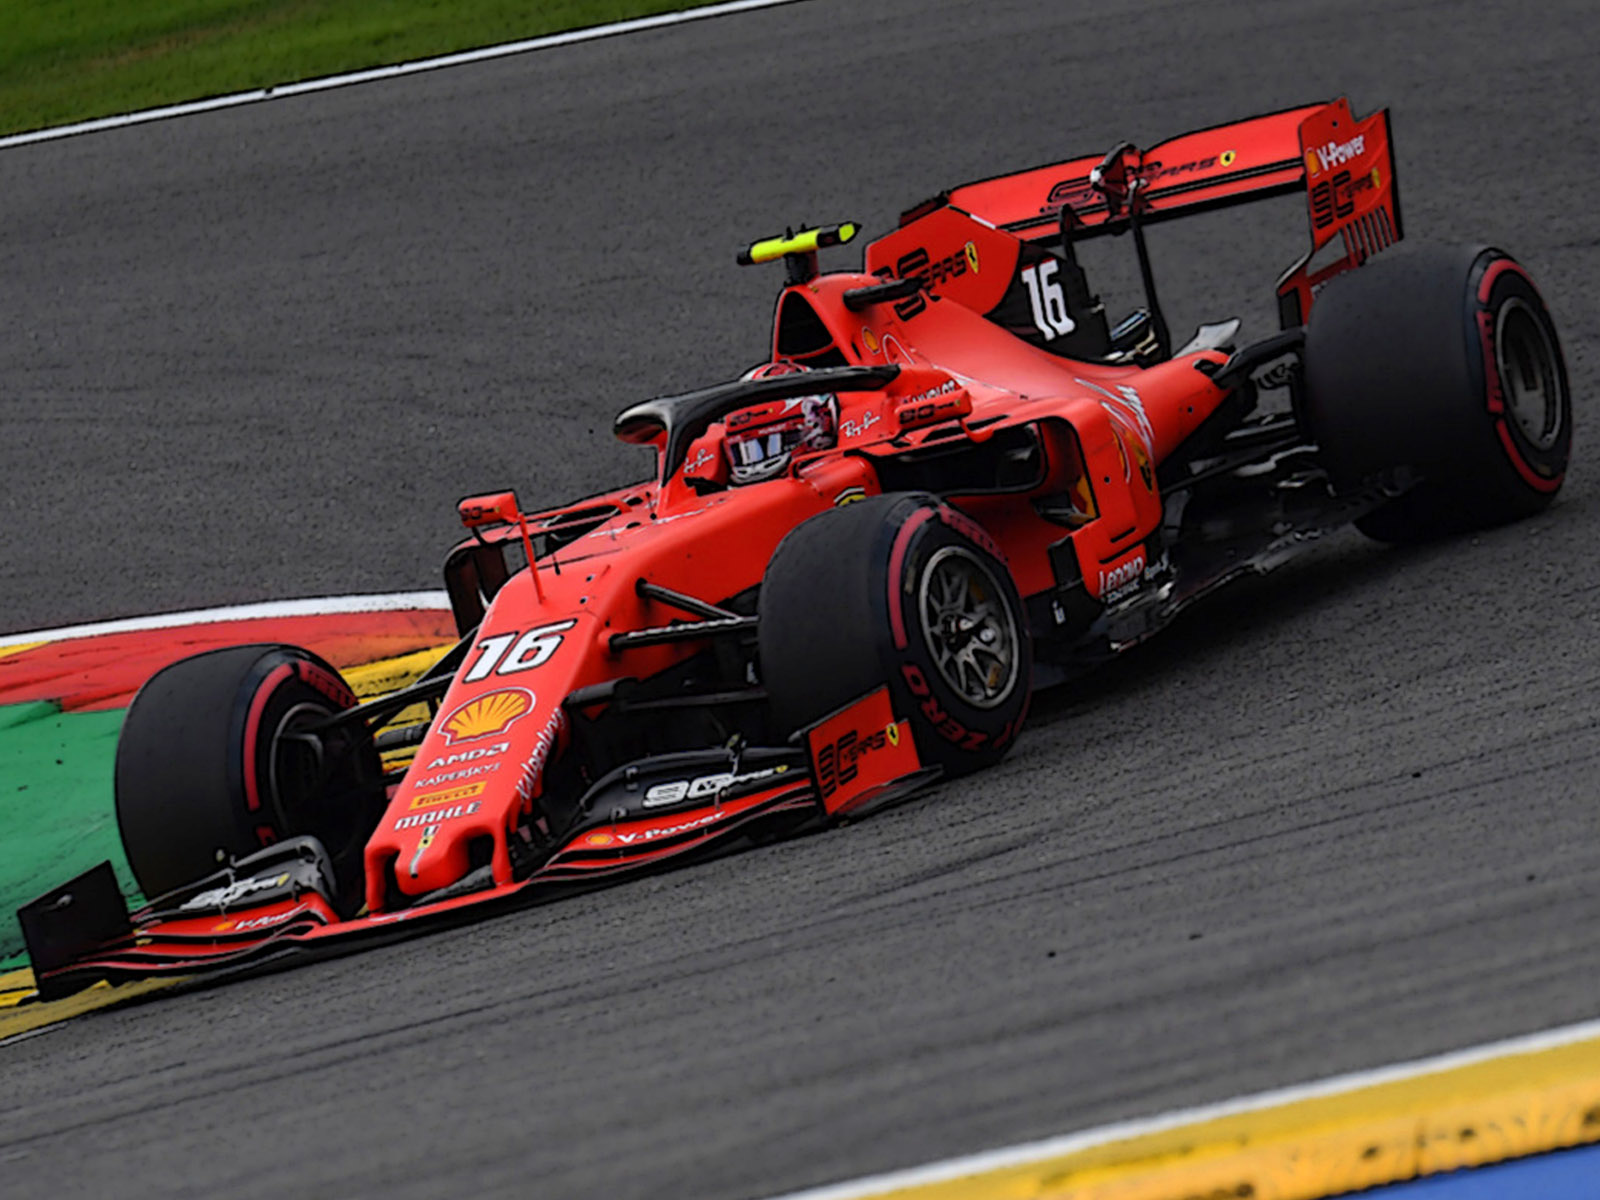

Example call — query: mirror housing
[458,491,520,530]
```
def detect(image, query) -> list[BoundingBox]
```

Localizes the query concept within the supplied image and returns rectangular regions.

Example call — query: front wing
[15,687,933,999]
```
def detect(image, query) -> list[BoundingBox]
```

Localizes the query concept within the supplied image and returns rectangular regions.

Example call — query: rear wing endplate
[867,98,1402,332]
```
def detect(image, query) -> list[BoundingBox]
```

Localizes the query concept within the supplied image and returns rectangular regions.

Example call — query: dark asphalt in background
[3,1,1600,1197]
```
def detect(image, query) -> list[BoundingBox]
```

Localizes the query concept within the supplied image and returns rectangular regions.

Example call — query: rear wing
[944,103,1324,240]
[864,98,1401,340]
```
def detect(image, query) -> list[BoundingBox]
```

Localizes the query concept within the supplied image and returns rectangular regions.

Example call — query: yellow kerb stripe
[815,1035,1600,1198]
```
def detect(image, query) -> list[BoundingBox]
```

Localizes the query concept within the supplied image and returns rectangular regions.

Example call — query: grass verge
[0,0,728,137]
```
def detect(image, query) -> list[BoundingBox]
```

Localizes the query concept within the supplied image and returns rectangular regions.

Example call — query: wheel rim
[916,546,1020,710]
[1495,297,1563,452]
[268,701,358,853]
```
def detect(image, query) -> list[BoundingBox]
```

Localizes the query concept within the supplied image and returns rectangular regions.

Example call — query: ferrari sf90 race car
[19,97,1571,996]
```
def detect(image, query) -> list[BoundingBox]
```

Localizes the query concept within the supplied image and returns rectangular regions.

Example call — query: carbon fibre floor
[2,2,1599,1197]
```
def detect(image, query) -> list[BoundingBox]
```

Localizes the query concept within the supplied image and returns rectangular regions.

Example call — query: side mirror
[458,490,520,530]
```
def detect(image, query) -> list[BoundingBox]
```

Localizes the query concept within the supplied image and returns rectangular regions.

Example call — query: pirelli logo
[410,782,486,810]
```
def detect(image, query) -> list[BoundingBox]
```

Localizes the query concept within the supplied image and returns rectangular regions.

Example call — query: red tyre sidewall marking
[1476,258,1562,494]
[242,662,296,816]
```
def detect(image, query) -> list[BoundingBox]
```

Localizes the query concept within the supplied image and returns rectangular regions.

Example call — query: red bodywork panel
[365,102,1401,912]
[26,99,1411,993]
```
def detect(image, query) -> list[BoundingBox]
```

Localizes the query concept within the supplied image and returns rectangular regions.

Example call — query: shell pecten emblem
[440,687,535,744]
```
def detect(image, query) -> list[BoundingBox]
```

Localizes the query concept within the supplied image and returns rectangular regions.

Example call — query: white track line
[769,1014,1600,1199]
[0,0,805,150]
[0,592,452,649]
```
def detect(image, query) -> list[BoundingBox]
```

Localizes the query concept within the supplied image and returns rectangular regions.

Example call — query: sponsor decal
[514,708,567,807]
[294,660,354,706]
[615,811,723,845]
[906,378,959,408]
[585,831,616,847]
[861,327,881,355]
[1098,550,1148,602]
[1042,178,1097,214]
[182,872,291,912]
[900,664,1018,752]
[841,409,882,440]
[1219,149,1237,167]
[1309,167,1370,231]
[1308,133,1366,176]
[835,486,867,507]
[410,782,487,810]
[963,241,980,274]
[411,763,500,789]
[394,801,481,832]
[897,245,969,291]
[440,688,534,744]
[212,909,297,934]
[427,740,510,769]
[1137,154,1228,184]
[642,765,787,809]
[815,724,898,801]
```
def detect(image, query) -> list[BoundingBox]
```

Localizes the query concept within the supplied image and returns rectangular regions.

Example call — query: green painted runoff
[0,702,136,969]
[0,0,724,137]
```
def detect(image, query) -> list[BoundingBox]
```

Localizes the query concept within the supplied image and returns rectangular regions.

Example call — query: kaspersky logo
[440,688,534,743]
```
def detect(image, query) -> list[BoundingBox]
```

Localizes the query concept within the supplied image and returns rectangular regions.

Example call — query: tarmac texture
[1,1,1599,1197]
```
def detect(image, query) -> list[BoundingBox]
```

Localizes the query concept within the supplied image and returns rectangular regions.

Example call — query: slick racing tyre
[115,644,385,905]
[1302,243,1570,543]
[759,493,1030,778]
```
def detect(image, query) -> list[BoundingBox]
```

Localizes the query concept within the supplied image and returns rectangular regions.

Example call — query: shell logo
[862,326,880,354]
[586,831,616,847]
[1305,148,1321,177]
[440,688,535,744]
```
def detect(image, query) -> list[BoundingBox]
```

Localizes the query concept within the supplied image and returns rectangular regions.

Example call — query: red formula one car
[19,98,1571,995]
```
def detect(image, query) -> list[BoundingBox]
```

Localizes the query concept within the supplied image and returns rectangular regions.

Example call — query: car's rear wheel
[1301,243,1570,543]
[758,492,1030,778]
[115,644,385,907]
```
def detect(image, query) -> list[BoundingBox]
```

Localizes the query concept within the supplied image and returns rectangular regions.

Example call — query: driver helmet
[725,361,838,485]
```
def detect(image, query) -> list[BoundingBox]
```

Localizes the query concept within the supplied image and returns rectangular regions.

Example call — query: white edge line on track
[0,0,806,151]
[0,1025,62,1051]
[768,1013,1600,1199]
[0,592,452,649]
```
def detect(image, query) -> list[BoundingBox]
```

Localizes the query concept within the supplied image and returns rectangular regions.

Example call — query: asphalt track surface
[2,1,1599,1196]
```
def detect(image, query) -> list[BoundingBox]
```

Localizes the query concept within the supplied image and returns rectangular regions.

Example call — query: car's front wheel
[115,644,385,908]
[758,492,1031,779]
